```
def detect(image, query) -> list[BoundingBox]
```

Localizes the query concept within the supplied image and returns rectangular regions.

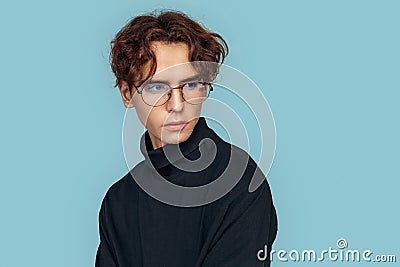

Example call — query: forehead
[150,41,198,84]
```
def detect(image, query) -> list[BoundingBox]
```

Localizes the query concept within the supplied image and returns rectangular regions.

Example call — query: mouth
[163,120,188,131]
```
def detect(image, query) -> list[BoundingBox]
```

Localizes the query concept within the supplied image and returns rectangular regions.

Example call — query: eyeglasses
[133,81,213,107]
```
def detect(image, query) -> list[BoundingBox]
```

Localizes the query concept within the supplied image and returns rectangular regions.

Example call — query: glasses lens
[182,82,210,104]
[142,83,171,106]
[139,81,212,106]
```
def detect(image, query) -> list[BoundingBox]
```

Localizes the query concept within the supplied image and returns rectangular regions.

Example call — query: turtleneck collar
[139,117,217,170]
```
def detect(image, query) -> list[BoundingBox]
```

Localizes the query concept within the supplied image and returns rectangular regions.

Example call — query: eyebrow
[147,74,201,84]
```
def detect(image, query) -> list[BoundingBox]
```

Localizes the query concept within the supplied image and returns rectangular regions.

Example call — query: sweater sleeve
[95,195,118,267]
[201,179,278,267]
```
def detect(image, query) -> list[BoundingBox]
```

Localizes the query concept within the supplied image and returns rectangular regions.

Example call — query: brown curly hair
[109,9,229,93]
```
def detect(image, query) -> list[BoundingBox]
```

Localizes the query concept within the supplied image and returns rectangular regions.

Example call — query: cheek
[187,104,203,119]
[138,106,166,131]
[134,103,156,128]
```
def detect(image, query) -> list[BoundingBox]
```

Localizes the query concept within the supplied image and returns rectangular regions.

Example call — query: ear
[118,80,135,108]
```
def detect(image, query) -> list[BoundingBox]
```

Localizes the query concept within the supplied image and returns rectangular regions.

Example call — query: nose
[166,88,184,112]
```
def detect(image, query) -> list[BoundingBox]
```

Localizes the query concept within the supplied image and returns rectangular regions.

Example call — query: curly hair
[110,9,229,92]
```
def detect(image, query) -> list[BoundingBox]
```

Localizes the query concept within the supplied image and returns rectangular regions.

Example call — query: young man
[95,10,277,267]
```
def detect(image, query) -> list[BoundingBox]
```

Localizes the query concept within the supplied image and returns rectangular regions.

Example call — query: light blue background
[0,0,398,266]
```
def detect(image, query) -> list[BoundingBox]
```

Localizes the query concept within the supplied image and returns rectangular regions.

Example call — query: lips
[164,120,187,126]
[163,120,188,131]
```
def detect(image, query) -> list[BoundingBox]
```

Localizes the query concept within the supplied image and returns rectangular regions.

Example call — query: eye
[185,82,202,89]
[144,83,169,93]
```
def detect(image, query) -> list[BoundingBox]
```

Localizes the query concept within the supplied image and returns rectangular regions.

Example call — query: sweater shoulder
[102,169,139,206]
[219,140,273,203]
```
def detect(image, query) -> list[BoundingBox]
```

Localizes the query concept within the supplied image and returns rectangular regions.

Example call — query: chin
[160,125,192,144]
[163,131,190,145]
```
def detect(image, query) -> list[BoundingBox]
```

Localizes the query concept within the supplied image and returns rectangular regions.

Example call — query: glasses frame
[132,81,213,107]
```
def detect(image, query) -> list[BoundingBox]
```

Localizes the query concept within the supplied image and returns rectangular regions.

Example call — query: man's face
[119,41,203,150]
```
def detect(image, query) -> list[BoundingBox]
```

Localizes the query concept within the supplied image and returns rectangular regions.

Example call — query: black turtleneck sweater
[95,117,278,267]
